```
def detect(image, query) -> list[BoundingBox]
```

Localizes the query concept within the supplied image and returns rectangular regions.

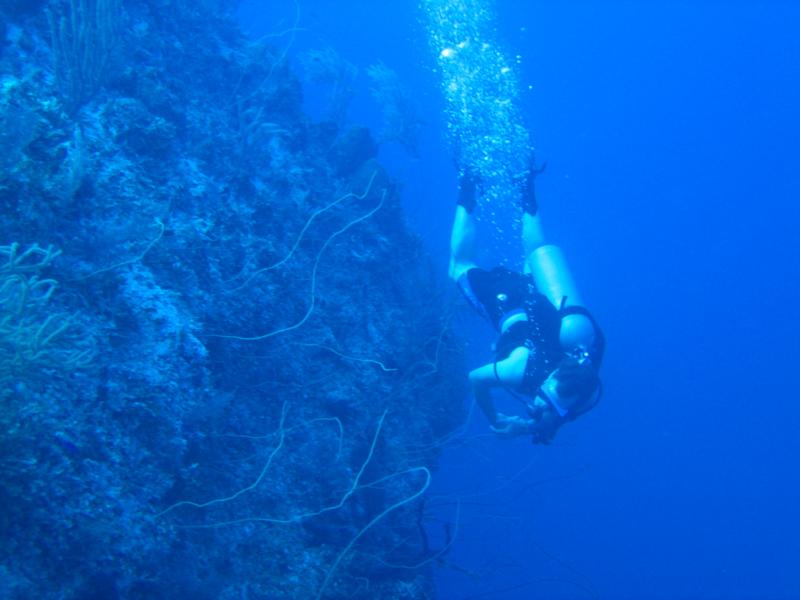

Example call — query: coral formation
[0,1,465,598]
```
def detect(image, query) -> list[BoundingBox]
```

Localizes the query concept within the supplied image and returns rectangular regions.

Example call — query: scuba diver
[449,161,605,443]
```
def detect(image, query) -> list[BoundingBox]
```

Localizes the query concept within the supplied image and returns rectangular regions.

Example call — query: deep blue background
[238,1,800,598]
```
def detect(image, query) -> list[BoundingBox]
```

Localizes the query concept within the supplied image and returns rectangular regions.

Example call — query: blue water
[4,0,797,597]
[238,1,800,598]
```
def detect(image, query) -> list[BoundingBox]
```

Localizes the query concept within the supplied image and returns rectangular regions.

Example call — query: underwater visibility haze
[1,0,799,598]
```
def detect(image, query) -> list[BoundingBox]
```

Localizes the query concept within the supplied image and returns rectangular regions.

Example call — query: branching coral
[47,0,123,114]
[0,243,93,393]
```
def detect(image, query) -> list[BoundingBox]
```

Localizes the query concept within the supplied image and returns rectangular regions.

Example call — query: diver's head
[526,357,601,444]
[550,355,600,405]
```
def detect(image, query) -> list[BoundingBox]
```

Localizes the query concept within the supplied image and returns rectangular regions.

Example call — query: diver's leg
[449,205,477,281]
[520,165,594,351]
[522,212,546,271]
[449,173,479,281]
[519,157,580,306]
[520,158,547,273]
[526,241,583,309]
[526,234,599,350]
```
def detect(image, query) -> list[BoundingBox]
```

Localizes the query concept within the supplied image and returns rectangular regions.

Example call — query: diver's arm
[468,347,533,436]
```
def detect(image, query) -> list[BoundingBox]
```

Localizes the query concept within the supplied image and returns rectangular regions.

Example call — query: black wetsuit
[457,266,564,395]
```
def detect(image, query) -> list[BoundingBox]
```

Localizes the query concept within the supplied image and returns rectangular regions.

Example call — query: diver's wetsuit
[457,266,564,395]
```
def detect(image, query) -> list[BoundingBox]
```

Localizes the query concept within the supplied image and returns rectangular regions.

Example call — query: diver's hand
[491,414,533,439]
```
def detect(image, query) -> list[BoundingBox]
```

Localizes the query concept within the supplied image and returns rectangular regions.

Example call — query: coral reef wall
[0,1,466,598]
